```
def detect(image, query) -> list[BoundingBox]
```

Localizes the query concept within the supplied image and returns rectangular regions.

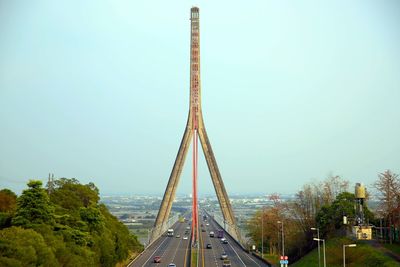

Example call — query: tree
[0,189,17,228]
[0,226,58,267]
[316,192,375,237]
[0,189,17,213]
[12,180,54,227]
[50,178,100,210]
[247,206,280,255]
[1,177,143,266]
[374,170,400,243]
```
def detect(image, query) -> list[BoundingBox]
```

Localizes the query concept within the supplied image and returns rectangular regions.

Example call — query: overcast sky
[1,0,399,196]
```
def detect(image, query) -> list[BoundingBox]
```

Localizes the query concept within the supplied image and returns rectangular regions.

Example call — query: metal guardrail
[205,210,246,246]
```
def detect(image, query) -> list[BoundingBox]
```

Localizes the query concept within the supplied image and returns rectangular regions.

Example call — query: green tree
[0,226,58,267]
[12,180,54,227]
[316,192,374,237]
[1,177,142,266]
[50,178,100,210]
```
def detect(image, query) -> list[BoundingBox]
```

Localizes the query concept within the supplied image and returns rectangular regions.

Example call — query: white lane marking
[210,241,219,267]
[208,221,223,266]
[141,236,170,267]
[241,250,261,267]
[208,213,262,267]
[228,242,246,267]
[171,236,183,262]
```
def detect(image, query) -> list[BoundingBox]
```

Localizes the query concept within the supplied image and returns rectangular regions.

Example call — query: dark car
[153,256,161,263]
[206,243,212,249]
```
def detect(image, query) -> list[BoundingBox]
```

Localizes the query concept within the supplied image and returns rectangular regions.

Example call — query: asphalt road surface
[128,212,270,267]
[128,219,191,267]
[197,213,270,267]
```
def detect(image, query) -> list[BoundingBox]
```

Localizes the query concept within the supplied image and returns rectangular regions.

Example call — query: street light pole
[261,207,264,258]
[313,238,326,267]
[278,220,285,267]
[282,221,285,258]
[323,239,326,267]
[311,227,321,267]
[343,244,356,267]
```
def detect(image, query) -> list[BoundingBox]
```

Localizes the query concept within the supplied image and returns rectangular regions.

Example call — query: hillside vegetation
[0,178,143,267]
[291,237,399,267]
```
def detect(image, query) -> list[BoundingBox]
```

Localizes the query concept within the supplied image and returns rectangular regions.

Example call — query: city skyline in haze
[1,1,400,196]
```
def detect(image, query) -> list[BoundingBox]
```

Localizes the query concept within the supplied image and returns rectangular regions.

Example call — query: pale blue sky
[1,0,399,195]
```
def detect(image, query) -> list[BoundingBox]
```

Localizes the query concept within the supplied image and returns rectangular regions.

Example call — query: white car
[183,236,188,240]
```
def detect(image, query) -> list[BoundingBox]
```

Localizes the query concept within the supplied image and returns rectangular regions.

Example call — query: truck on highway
[167,228,174,237]
[217,229,224,238]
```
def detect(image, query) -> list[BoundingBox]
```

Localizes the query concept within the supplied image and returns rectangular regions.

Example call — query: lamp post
[311,227,321,267]
[278,220,285,266]
[343,244,356,267]
[313,238,326,267]
[261,207,264,258]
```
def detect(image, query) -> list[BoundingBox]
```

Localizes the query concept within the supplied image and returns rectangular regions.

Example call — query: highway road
[198,212,270,267]
[128,219,191,267]
[128,212,270,267]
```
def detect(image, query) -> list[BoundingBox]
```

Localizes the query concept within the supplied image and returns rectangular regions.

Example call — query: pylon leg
[198,120,240,241]
[151,122,193,241]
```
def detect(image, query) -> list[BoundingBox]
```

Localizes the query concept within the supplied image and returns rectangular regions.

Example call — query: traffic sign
[280,256,284,260]
[284,256,288,260]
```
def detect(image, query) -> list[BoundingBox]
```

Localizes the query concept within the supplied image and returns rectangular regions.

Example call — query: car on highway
[201,228,206,232]
[206,243,212,249]
[221,237,228,244]
[153,256,161,263]
[206,223,210,226]
[221,252,228,260]
[222,259,231,267]
[176,234,181,238]
[209,231,215,237]
[186,226,190,230]
[168,263,176,267]
[183,236,188,240]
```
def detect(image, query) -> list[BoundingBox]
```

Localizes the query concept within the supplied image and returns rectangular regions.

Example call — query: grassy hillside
[291,237,399,267]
